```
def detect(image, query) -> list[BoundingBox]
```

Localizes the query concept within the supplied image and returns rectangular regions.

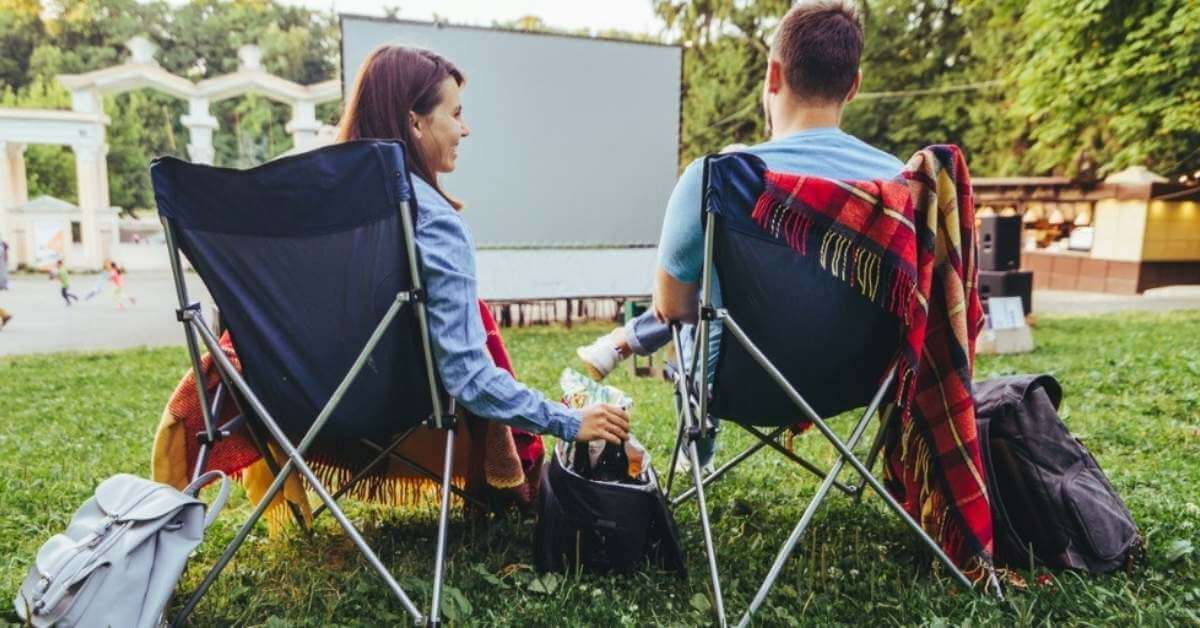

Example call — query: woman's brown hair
[337,45,465,206]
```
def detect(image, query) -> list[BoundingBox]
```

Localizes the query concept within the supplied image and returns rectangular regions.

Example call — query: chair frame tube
[668,156,976,626]
[162,195,459,627]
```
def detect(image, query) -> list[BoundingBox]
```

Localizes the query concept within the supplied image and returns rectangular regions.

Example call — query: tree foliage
[654,0,1199,178]
[0,0,337,212]
[1014,0,1200,177]
[1,0,1196,216]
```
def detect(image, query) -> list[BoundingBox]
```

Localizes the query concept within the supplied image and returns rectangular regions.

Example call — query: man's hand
[575,403,630,444]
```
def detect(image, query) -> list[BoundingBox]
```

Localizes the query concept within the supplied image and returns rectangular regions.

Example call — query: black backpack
[534,444,686,577]
[974,374,1141,573]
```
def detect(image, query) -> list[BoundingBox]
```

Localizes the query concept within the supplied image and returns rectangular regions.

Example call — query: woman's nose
[460,122,470,138]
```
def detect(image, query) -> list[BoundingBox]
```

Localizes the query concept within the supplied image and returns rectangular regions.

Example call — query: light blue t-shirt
[657,127,906,374]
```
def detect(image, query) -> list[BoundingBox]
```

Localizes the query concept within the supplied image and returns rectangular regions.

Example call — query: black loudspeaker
[979,215,1022,271]
[979,270,1033,315]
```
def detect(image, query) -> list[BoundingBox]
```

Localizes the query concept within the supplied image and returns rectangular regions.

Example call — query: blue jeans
[624,309,718,465]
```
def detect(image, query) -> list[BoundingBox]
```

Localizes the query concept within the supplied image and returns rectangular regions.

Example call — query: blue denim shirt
[413,177,581,441]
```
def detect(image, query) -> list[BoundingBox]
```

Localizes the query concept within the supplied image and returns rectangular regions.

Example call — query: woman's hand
[575,403,631,444]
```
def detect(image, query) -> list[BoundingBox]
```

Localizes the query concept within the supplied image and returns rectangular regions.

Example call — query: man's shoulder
[747,130,905,179]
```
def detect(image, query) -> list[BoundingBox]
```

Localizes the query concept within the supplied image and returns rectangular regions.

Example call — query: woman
[337,45,628,446]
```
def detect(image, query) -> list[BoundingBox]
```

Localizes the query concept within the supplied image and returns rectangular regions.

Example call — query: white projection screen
[340,16,681,300]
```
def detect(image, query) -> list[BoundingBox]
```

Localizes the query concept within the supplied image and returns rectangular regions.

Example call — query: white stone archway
[0,37,340,270]
[57,37,340,165]
[0,109,111,268]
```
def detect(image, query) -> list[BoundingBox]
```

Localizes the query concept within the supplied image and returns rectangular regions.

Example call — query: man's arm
[652,266,699,324]
[652,158,706,324]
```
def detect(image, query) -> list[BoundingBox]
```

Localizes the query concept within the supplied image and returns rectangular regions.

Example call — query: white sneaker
[575,335,624,381]
[673,453,715,477]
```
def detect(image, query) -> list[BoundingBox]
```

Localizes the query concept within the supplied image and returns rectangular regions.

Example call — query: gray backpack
[14,471,229,627]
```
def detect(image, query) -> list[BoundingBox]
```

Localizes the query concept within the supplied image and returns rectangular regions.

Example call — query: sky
[285,0,666,35]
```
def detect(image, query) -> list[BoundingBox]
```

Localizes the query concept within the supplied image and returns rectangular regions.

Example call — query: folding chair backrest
[703,152,900,425]
[151,140,435,440]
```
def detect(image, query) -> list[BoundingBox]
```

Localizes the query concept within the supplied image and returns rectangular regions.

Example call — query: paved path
[1034,286,1200,316]
[0,271,1197,356]
[0,271,213,357]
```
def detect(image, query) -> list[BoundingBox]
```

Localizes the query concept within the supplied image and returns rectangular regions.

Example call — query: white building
[0,37,338,270]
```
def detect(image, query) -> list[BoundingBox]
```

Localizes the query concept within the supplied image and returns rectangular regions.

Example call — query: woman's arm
[415,204,587,441]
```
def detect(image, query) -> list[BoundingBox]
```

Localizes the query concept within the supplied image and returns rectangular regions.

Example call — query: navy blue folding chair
[151,140,460,627]
[664,153,976,626]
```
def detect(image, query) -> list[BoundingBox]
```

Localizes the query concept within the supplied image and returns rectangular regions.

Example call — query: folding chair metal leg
[671,330,727,628]
[735,368,895,627]
[721,314,973,593]
[688,438,726,628]
[170,293,426,626]
[428,418,457,628]
[740,425,856,495]
[664,384,687,498]
[310,427,419,520]
[239,411,310,530]
[852,407,893,503]
[671,425,787,507]
[358,438,488,512]
[191,383,226,481]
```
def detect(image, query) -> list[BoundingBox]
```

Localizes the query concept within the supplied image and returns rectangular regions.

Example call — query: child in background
[105,260,136,310]
[51,260,78,306]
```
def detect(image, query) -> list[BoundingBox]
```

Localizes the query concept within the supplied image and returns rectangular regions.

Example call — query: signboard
[33,220,64,268]
[988,296,1027,330]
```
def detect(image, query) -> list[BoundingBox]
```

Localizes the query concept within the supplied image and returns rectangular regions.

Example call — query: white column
[72,143,109,269]
[286,100,323,153]
[0,142,27,245]
[70,89,101,115]
[181,97,218,164]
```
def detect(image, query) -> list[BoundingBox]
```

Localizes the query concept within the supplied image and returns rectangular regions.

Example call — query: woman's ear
[409,111,422,138]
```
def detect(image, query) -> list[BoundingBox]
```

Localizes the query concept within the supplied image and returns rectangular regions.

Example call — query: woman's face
[412,76,470,174]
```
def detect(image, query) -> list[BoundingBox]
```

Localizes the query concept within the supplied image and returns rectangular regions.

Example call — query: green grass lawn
[3,312,1199,626]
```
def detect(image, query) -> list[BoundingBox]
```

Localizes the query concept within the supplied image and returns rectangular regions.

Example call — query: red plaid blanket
[156,299,544,507]
[750,145,993,573]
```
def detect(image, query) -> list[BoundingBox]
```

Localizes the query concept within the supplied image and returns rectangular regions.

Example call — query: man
[576,0,904,470]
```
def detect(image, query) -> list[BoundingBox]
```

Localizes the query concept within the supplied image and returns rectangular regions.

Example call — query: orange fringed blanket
[151,300,544,527]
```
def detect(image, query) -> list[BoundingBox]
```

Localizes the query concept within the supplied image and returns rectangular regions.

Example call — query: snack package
[559,368,650,481]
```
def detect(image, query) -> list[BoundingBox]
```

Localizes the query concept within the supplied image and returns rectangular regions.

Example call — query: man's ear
[844,70,862,104]
[766,59,784,94]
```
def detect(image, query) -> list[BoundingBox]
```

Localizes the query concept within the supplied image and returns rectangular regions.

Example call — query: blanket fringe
[752,194,915,325]
[257,458,466,535]
[894,410,967,565]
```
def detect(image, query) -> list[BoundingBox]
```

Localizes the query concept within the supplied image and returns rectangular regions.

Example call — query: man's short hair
[772,1,864,103]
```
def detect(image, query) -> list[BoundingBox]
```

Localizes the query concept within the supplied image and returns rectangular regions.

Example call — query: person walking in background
[52,260,78,306]
[0,239,10,290]
[104,260,136,310]
[83,268,109,300]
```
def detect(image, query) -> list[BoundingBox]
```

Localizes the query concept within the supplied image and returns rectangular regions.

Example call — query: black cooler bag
[534,444,685,576]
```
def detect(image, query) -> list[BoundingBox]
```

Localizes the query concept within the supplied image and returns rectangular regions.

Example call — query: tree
[0,76,76,202]
[651,0,790,166]
[1013,0,1200,177]
[3,0,340,209]
[0,0,45,89]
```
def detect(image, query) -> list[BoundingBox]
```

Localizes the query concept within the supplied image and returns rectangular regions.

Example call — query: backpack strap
[183,471,231,530]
